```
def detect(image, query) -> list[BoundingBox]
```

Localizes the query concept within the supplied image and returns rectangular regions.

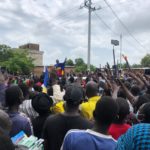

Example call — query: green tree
[141,54,150,67]
[66,59,74,66]
[117,63,127,69]
[0,45,34,75]
[90,64,96,72]
[0,45,13,62]
[131,64,142,68]
[75,58,85,66]
[75,58,86,72]
[74,58,96,72]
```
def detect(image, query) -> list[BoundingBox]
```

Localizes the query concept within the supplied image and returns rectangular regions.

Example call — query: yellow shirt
[51,101,65,114]
[80,96,101,120]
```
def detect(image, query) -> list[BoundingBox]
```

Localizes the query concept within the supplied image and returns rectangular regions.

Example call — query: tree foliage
[131,64,142,68]
[117,63,127,69]
[141,54,150,67]
[74,58,96,72]
[0,45,34,75]
[66,59,74,66]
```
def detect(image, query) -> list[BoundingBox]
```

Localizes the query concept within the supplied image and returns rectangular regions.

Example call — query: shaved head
[86,81,98,98]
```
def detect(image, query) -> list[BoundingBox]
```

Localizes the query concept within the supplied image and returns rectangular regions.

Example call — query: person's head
[69,76,74,83]
[32,93,53,115]
[0,109,11,136]
[63,84,83,110]
[103,88,112,96]
[137,102,150,123]
[0,135,15,150]
[33,84,42,93]
[130,85,140,97]
[86,81,98,98]
[5,86,23,108]
[114,98,130,124]
[134,94,150,113]
[117,88,127,99]
[124,81,131,90]
[99,81,105,90]
[26,79,34,88]
[19,84,29,99]
[93,96,118,127]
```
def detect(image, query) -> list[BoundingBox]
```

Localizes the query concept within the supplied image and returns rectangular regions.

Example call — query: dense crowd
[0,68,150,150]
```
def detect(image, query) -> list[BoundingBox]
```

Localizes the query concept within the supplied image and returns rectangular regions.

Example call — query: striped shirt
[19,99,38,121]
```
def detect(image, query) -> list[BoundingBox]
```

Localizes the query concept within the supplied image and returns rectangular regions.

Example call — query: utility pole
[80,0,101,71]
[87,0,91,71]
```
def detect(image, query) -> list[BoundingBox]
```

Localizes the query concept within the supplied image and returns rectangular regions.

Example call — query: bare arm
[136,73,149,87]
[111,81,120,100]
[128,72,145,89]
[118,79,135,105]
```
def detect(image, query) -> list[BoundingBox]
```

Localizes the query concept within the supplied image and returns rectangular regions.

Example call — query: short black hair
[69,76,74,83]
[19,84,29,98]
[114,98,130,123]
[124,81,131,90]
[134,94,150,112]
[131,85,140,96]
[93,96,119,125]
[117,88,127,99]
[140,102,150,123]
[5,86,23,107]
[0,135,15,150]
[103,88,112,96]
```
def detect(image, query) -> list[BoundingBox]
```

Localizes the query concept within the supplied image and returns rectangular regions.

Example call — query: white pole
[87,0,92,71]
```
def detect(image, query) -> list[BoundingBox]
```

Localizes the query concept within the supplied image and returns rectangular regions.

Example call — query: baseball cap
[63,85,83,105]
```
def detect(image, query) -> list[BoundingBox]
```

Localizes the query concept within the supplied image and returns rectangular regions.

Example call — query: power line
[94,12,117,35]
[103,0,149,52]
[49,6,80,21]
[94,12,146,55]
[54,11,87,26]
[94,0,137,10]
[34,6,80,29]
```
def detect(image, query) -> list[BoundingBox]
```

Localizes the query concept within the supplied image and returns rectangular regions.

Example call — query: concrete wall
[28,50,43,66]
[19,43,43,66]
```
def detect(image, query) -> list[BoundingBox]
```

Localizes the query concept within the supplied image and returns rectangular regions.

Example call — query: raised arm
[118,79,135,105]
[128,72,145,89]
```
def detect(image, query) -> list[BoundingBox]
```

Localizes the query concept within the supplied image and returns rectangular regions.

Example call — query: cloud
[0,0,149,68]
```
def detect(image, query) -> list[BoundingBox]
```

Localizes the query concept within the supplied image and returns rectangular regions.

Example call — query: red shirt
[108,123,131,140]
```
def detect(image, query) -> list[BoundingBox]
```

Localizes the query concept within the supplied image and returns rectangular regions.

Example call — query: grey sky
[0,0,149,67]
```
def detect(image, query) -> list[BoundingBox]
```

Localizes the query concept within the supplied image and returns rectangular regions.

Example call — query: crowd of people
[0,67,150,150]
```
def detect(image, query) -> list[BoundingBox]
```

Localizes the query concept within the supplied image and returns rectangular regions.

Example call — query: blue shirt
[8,112,32,137]
[61,129,117,150]
[117,123,150,150]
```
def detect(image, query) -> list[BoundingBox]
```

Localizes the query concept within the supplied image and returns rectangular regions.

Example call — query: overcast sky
[0,0,150,67]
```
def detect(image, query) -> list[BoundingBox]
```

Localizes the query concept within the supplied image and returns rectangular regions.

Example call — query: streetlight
[111,39,119,78]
